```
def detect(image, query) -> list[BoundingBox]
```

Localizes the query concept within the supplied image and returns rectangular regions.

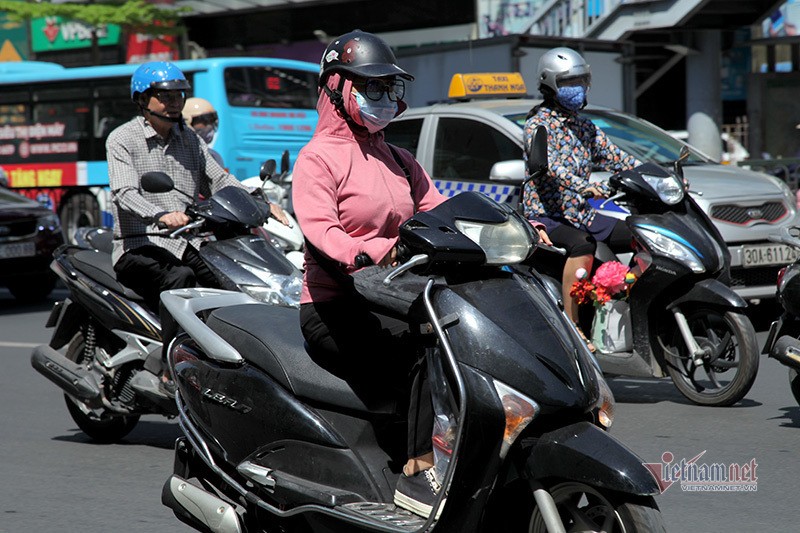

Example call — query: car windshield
[505,109,711,165]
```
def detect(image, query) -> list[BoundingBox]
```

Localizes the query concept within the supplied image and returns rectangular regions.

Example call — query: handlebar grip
[395,243,411,263]
[156,221,168,230]
[354,253,374,269]
[580,189,594,198]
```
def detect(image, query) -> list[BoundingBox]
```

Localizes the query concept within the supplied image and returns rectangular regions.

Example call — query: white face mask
[352,88,398,133]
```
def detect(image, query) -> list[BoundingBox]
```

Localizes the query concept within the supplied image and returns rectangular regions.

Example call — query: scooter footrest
[269,470,364,507]
[341,502,428,530]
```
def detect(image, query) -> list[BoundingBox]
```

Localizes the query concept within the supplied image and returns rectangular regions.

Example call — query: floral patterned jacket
[522,104,640,228]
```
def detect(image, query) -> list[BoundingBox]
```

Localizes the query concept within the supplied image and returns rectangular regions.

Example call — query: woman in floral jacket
[522,47,640,349]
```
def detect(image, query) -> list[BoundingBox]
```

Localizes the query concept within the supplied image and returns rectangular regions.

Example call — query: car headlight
[641,173,684,205]
[633,224,705,273]
[775,178,797,217]
[238,263,302,308]
[37,214,61,231]
[454,217,533,265]
[492,379,539,459]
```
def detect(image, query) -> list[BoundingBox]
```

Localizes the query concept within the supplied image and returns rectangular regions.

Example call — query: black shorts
[549,220,632,258]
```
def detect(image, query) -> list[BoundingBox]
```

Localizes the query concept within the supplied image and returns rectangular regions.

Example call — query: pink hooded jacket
[293,73,446,304]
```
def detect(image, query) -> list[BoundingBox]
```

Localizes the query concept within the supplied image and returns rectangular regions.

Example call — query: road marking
[0,341,40,348]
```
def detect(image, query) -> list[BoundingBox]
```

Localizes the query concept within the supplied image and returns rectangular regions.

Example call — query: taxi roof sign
[448,72,527,100]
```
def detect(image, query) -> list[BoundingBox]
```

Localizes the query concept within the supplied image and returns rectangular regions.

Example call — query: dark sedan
[0,186,63,302]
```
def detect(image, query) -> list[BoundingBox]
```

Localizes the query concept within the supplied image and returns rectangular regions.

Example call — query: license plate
[0,241,36,259]
[742,243,800,268]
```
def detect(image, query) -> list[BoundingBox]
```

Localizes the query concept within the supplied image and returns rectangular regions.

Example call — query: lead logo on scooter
[202,388,253,414]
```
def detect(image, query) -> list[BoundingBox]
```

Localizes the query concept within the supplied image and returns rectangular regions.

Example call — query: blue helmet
[130,61,190,101]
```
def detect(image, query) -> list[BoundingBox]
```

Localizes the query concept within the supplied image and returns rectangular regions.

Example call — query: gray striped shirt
[107,116,245,264]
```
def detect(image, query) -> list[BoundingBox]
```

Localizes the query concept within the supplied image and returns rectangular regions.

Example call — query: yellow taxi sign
[448,72,527,99]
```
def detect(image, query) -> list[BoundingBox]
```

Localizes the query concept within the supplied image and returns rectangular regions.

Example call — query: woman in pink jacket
[292,30,446,518]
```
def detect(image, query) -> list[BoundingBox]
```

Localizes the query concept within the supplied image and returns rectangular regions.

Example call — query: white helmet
[182,97,218,128]
[537,47,591,94]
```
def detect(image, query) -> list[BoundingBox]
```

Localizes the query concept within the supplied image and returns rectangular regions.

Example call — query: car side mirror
[141,171,174,193]
[489,159,526,184]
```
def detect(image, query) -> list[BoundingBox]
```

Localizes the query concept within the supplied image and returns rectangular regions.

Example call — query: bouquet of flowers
[570,261,637,306]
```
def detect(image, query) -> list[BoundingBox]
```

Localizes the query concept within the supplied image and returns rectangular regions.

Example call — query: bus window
[224,66,317,109]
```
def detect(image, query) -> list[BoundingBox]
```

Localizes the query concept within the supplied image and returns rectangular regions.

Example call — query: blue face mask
[556,86,586,111]
[352,89,398,133]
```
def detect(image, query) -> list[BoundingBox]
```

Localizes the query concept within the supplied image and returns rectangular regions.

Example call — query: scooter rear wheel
[528,482,665,533]
[62,333,140,443]
[664,309,759,407]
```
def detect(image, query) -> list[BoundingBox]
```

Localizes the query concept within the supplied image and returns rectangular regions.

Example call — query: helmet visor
[557,74,591,90]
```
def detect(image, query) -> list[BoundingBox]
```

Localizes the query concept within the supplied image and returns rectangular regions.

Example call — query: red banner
[126,32,177,64]
[5,162,78,188]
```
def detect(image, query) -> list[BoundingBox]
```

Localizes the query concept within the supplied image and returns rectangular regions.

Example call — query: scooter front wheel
[527,482,665,533]
[63,333,140,443]
[665,309,759,406]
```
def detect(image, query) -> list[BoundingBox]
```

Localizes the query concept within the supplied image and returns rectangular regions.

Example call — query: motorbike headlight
[492,379,540,459]
[633,224,705,273]
[454,217,533,265]
[238,263,302,308]
[642,173,684,205]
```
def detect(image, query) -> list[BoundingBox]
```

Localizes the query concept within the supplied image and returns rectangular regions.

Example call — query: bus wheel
[60,193,101,244]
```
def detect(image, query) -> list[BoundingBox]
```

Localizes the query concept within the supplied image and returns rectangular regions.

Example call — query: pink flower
[592,261,629,296]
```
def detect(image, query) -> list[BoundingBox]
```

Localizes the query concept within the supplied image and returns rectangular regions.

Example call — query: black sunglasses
[153,90,186,104]
[354,78,405,102]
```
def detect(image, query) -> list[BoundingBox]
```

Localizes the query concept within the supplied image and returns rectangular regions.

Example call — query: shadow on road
[53,420,182,450]
[772,406,800,428]
[0,287,66,316]
[607,376,762,407]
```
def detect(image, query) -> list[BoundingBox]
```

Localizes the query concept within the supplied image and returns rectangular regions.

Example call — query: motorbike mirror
[141,171,175,193]
[280,150,290,175]
[674,146,690,183]
[260,160,277,182]
[527,125,548,179]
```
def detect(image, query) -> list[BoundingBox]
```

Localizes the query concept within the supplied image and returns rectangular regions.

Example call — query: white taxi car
[384,73,799,301]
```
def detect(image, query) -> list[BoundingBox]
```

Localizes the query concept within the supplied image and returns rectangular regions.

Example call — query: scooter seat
[70,248,146,302]
[206,304,397,414]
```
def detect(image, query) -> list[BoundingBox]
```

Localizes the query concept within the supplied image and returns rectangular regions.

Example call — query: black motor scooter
[159,191,664,532]
[524,126,759,407]
[761,226,800,406]
[30,172,302,443]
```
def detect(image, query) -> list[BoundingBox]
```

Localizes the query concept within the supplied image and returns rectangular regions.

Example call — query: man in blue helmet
[106,61,288,392]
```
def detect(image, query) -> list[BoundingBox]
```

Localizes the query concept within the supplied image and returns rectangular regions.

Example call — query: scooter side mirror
[674,146,690,185]
[527,125,549,180]
[280,150,290,175]
[141,171,175,193]
[260,160,277,182]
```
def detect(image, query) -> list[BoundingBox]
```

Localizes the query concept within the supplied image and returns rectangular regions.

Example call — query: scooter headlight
[633,224,705,273]
[641,173,684,205]
[492,379,540,458]
[455,217,534,265]
[238,263,302,308]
